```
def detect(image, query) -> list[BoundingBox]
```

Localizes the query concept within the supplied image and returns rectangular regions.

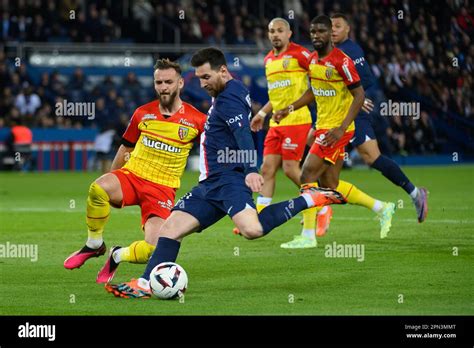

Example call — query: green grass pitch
[0,165,473,315]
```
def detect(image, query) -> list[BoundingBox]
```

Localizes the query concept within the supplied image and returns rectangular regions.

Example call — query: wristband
[257,110,267,118]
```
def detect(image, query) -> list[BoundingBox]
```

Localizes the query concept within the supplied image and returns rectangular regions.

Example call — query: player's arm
[325,85,365,146]
[325,53,365,146]
[250,101,273,132]
[231,120,262,192]
[110,144,134,170]
[110,109,140,170]
[220,97,263,192]
[272,88,314,123]
[233,129,263,192]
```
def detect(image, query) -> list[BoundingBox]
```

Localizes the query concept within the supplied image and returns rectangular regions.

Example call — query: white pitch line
[0,207,473,224]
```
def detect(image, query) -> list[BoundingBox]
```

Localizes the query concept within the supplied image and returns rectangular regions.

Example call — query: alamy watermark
[18,322,55,341]
[0,241,38,262]
[55,99,95,120]
[217,147,257,168]
[380,100,420,120]
[324,241,365,262]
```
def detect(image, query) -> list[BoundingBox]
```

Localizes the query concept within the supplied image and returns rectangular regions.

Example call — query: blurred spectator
[14,83,41,116]
[0,0,472,157]
[92,127,115,173]
[5,117,33,171]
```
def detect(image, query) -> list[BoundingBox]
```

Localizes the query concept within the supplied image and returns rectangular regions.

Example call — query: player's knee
[282,161,298,177]
[158,219,186,241]
[239,225,263,240]
[359,151,377,165]
[261,159,279,178]
[88,181,109,203]
[159,221,177,238]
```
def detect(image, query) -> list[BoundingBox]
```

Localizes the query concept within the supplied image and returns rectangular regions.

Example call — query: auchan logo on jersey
[142,136,181,153]
[312,87,336,97]
[268,79,291,90]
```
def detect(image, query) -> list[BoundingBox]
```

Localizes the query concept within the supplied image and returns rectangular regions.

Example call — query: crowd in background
[1,0,473,156]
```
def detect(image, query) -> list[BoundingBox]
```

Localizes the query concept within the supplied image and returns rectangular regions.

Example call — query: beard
[272,40,283,49]
[314,40,330,53]
[158,89,178,108]
[205,88,217,98]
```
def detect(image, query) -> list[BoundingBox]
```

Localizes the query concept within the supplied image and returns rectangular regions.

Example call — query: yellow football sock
[115,240,156,264]
[86,182,110,247]
[301,183,321,238]
[337,180,382,212]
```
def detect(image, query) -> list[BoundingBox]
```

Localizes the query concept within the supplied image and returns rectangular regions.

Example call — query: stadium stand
[0,0,473,170]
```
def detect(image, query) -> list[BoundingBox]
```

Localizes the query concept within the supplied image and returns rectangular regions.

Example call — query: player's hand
[250,114,265,132]
[362,98,374,113]
[325,127,344,147]
[245,172,264,193]
[272,107,291,124]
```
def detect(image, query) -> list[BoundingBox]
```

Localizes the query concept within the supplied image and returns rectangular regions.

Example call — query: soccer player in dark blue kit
[106,47,346,298]
[330,13,428,223]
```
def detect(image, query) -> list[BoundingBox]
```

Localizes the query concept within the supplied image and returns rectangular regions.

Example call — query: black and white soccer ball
[149,262,188,300]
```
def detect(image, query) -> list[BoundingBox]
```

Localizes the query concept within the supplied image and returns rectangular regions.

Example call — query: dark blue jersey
[336,38,376,90]
[199,79,258,182]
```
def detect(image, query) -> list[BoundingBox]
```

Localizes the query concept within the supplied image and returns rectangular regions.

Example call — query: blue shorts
[172,171,256,232]
[351,114,376,147]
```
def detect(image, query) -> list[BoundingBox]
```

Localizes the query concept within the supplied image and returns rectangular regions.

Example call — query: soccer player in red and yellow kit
[64,59,206,283]
[249,18,313,211]
[274,15,395,248]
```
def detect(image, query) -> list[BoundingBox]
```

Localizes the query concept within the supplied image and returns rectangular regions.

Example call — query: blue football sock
[258,196,308,235]
[371,155,415,195]
[141,237,180,280]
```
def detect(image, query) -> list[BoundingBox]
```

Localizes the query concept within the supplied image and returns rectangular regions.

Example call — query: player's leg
[258,154,282,211]
[258,126,283,212]
[279,124,312,189]
[107,184,226,298]
[106,211,200,299]
[230,179,345,240]
[96,216,165,283]
[357,138,427,222]
[64,171,125,269]
[139,211,200,280]
[236,125,309,235]
[280,151,330,248]
[281,160,301,186]
[98,180,176,282]
[309,159,346,237]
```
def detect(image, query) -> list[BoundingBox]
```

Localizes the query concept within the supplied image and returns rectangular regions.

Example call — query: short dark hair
[154,58,182,75]
[190,47,227,70]
[331,13,350,26]
[311,15,332,29]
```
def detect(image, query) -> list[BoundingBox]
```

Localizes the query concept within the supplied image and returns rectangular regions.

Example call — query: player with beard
[105,48,346,299]
[64,59,207,284]
[248,18,313,215]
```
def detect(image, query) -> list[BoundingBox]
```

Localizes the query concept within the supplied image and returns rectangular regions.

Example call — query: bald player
[250,18,313,209]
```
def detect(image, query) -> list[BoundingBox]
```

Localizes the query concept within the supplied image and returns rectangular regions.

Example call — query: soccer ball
[149,262,188,300]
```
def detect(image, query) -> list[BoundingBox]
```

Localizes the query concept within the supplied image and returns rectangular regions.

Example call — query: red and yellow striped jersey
[264,42,312,127]
[122,101,206,188]
[308,48,361,131]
